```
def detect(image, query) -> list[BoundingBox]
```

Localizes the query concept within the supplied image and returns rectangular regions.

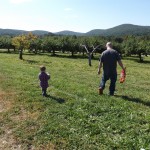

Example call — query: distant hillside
[0,29,53,36]
[56,24,150,36]
[85,29,105,36]
[0,24,150,36]
[55,30,84,36]
[0,29,27,36]
[85,24,150,36]
[30,30,54,36]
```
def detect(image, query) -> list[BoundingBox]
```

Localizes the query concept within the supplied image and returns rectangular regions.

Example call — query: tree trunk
[139,52,143,62]
[88,53,92,66]
[91,53,94,59]
[82,50,85,56]
[19,50,23,60]
[71,50,74,57]
[52,49,55,55]
[8,48,10,53]
[34,48,37,54]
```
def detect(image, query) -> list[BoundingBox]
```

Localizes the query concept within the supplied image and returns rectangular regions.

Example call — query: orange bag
[120,68,126,83]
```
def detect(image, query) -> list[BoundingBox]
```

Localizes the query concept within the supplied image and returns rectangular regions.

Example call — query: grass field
[0,51,150,150]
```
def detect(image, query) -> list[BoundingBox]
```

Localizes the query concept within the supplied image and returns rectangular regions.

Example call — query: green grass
[0,52,150,150]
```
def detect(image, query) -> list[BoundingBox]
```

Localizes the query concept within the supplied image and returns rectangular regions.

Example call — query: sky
[0,0,150,33]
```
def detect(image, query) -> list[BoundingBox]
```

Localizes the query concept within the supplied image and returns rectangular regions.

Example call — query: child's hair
[40,65,46,71]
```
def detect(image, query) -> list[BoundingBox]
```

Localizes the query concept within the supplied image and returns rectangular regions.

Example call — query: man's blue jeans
[99,73,117,95]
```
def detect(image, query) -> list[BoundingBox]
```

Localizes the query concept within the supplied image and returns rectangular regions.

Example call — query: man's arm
[118,60,125,70]
[98,61,103,75]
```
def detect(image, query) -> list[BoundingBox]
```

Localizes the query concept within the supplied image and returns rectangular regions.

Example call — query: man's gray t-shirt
[100,49,121,75]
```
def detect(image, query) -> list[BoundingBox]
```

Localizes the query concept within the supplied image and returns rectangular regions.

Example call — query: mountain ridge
[0,24,150,36]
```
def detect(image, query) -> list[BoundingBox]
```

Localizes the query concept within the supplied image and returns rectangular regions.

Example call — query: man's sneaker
[99,88,103,95]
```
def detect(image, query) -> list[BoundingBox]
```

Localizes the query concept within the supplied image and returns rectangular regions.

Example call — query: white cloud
[64,14,78,19]
[64,8,72,11]
[9,0,32,4]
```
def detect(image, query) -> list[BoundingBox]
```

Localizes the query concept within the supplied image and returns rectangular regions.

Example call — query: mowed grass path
[0,52,150,150]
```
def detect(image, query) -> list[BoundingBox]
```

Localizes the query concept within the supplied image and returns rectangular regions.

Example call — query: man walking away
[98,42,125,96]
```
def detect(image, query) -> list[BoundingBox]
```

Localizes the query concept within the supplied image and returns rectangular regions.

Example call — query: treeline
[0,33,150,62]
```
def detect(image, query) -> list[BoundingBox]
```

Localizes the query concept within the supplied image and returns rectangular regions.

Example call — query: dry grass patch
[0,88,22,150]
[0,89,16,113]
[11,107,39,123]
[0,127,22,150]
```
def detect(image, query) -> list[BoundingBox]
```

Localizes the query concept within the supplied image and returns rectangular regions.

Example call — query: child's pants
[42,88,47,96]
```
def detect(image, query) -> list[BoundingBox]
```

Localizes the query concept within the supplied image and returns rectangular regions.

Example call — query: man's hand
[98,69,100,75]
[122,67,126,75]
[123,67,126,71]
[98,62,102,75]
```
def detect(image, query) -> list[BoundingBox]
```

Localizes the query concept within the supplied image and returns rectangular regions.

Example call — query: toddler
[39,65,50,97]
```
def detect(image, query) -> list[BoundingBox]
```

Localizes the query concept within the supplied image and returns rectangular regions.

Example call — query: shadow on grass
[0,50,100,60]
[23,52,100,60]
[115,95,150,107]
[24,59,39,64]
[123,56,150,64]
[0,51,18,54]
[49,53,100,60]
[137,60,150,64]
[46,95,65,104]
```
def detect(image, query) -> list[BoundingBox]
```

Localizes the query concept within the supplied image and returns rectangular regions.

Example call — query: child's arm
[47,73,50,80]
[38,73,41,81]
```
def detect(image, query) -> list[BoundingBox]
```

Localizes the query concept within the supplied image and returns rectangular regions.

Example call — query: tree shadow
[49,53,99,60]
[137,60,150,64]
[24,59,39,64]
[46,95,65,104]
[0,50,100,60]
[23,53,38,56]
[115,95,150,107]
[123,56,150,64]
[0,50,18,54]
